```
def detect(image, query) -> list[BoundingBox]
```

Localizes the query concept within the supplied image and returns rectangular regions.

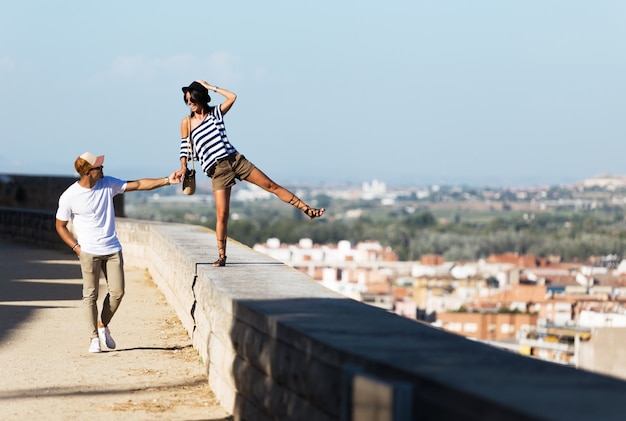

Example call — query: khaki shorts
[209,153,256,191]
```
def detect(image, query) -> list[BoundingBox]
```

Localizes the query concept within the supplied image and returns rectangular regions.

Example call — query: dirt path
[0,240,231,421]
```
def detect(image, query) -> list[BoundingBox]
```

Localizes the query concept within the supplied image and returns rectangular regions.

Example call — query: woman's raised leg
[244,168,325,219]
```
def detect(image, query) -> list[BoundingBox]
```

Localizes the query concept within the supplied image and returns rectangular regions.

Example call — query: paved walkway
[0,239,231,421]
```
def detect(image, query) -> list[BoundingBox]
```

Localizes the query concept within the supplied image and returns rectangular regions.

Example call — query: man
[55,152,182,353]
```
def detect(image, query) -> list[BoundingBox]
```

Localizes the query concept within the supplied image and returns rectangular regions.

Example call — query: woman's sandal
[289,195,325,220]
[212,239,227,267]
[212,255,227,267]
[303,205,325,220]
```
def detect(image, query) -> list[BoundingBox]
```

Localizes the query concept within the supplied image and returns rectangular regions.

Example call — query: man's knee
[82,287,97,301]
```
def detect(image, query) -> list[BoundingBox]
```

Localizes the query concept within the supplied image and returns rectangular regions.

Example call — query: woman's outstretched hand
[169,170,184,184]
[174,168,186,180]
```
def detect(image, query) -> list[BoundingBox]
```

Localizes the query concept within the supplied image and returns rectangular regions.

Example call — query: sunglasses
[89,166,103,172]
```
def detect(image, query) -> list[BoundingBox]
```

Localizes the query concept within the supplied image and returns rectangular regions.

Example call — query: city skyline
[1,2,625,188]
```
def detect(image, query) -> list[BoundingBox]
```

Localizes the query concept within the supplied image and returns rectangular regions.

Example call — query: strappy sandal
[212,255,227,267]
[212,239,227,267]
[288,195,325,220]
[303,205,325,220]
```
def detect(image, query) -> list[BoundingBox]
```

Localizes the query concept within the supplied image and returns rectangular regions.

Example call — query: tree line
[221,204,626,262]
[127,193,626,262]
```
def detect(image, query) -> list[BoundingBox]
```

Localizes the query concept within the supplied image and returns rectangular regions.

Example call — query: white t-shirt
[56,176,127,255]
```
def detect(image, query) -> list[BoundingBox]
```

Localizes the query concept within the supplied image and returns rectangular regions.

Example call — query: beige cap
[79,152,105,168]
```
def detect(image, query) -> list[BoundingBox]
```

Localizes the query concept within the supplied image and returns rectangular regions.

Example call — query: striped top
[179,105,238,176]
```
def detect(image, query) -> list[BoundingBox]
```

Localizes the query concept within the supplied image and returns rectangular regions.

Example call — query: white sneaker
[98,326,116,349]
[88,337,101,353]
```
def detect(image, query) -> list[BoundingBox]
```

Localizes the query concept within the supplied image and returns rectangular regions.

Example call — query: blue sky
[1,1,625,187]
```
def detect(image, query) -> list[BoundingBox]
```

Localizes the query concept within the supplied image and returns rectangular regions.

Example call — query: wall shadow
[0,241,81,344]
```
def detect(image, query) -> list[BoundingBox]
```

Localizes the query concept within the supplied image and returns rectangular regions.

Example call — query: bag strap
[187,116,195,172]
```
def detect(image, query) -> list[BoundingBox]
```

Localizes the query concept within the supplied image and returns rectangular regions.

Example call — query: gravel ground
[0,240,231,421]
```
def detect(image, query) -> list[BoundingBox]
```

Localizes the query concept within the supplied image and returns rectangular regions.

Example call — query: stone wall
[0,207,62,249]
[0,174,124,250]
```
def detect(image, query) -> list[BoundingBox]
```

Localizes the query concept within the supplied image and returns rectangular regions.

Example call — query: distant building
[580,174,626,190]
[361,179,387,200]
[435,311,539,342]
[253,238,401,302]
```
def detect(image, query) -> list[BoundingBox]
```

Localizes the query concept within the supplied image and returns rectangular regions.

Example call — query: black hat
[182,81,208,95]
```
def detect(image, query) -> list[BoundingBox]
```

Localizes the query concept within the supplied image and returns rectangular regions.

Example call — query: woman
[175,80,325,267]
